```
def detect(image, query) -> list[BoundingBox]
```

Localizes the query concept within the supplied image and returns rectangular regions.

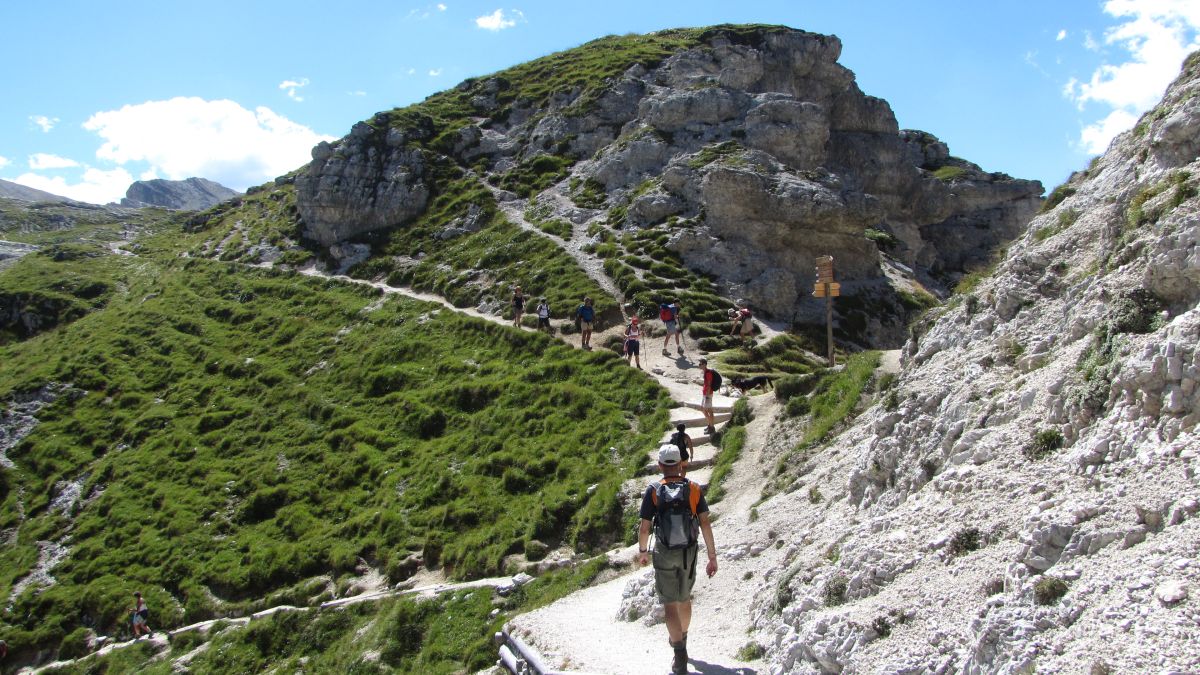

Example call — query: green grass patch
[705,399,750,503]
[933,166,967,181]
[0,240,669,658]
[1040,184,1077,213]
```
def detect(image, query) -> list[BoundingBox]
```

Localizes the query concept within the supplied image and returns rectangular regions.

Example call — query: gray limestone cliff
[296,25,1043,344]
[120,177,240,211]
[750,52,1200,674]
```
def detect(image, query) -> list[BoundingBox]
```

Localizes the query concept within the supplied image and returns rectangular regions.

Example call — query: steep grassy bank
[0,229,670,660]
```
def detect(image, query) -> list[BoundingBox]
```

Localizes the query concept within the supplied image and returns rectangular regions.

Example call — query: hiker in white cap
[636,444,718,674]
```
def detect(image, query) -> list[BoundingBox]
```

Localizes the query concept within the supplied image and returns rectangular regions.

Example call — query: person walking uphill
[624,316,642,369]
[575,297,595,350]
[699,358,719,436]
[130,592,151,638]
[660,300,683,356]
[511,286,525,327]
[637,445,718,675]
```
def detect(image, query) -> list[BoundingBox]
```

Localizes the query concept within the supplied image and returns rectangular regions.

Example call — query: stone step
[681,401,734,414]
[670,410,731,428]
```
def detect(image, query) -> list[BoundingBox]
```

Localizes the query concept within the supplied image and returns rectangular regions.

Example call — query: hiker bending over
[130,592,151,638]
[637,445,718,675]
[729,304,753,339]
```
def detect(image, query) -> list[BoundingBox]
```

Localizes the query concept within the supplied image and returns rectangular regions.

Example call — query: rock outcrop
[295,26,1042,339]
[119,177,240,211]
[752,52,1200,674]
[0,178,71,203]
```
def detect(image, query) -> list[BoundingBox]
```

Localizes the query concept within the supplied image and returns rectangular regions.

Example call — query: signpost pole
[812,255,837,367]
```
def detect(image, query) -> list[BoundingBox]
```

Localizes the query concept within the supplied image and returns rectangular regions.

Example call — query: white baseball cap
[658,444,682,465]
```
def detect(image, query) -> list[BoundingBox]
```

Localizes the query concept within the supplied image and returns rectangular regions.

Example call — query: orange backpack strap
[688,480,701,515]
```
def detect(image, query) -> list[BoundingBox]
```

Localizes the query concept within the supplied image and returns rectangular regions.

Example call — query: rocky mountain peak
[119,177,240,210]
[294,25,1043,347]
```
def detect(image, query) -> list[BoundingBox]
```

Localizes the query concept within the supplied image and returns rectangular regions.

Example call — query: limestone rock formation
[119,177,240,211]
[295,26,1042,340]
[752,52,1200,674]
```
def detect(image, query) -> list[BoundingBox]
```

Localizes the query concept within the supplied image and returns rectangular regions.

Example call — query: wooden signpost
[812,255,838,366]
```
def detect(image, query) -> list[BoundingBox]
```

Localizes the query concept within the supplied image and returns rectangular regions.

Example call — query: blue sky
[1,0,1197,204]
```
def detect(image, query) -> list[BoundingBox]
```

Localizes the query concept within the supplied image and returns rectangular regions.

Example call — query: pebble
[1155,580,1188,605]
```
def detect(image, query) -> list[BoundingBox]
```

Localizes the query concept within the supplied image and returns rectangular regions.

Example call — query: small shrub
[1034,576,1068,605]
[823,574,848,606]
[864,227,898,250]
[948,527,981,556]
[58,627,92,660]
[871,616,891,638]
[774,374,815,401]
[1023,429,1064,460]
[808,486,823,504]
[933,166,967,181]
[736,641,765,660]
[1041,184,1077,213]
[785,396,810,418]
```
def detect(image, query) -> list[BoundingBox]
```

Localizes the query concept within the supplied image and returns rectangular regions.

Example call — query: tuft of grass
[822,574,848,606]
[947,528,981,557]
[1034,576,1068,605]
[1023,428,1065,460]
[736,641,765,661]
[933,166,967,181]
[1040,184,1077,213]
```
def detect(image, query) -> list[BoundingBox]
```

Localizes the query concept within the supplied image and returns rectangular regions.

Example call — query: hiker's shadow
[674,354,695,370]
[689,659,757,675]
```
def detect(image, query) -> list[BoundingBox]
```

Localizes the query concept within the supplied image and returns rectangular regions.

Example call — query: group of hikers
[507,283,740,672]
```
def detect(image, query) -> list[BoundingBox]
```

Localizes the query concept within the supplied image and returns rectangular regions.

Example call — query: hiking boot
[663,349,671,356]
[704,425,716,436]
[677,346,684,355]
[670,640,688,674]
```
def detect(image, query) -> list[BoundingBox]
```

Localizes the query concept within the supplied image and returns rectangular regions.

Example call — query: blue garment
[577,304,595,322]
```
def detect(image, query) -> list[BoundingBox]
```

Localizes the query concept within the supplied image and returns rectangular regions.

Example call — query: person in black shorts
[511,286,525,327]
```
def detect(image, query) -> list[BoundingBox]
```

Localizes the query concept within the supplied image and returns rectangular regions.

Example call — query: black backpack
[653,480,699,550]
[707,369,722,391]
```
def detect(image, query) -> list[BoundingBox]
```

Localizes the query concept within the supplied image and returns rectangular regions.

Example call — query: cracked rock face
[293,26,1042,331]
[750,53,1200,674]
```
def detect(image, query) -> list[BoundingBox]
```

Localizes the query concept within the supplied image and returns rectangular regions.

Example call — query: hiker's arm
[637,519,652,565]
[699,512,717,577]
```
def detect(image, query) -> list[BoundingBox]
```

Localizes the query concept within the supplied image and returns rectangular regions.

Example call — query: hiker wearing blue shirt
[660,300,683,356]
[575,297,595,350]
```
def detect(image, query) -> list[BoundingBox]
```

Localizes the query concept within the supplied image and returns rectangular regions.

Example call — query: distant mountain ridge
[120,177,240,210]
[0,178,72,203]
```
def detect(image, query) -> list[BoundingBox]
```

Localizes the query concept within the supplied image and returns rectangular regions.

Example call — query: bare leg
[663,602,685,642]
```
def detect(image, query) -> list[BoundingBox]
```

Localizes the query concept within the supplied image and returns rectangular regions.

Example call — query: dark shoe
[671,641,688,674]
[704,426,716,436]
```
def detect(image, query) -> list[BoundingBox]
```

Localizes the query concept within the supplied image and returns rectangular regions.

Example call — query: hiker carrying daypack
[636,444,718,675]
[652,478,701,549]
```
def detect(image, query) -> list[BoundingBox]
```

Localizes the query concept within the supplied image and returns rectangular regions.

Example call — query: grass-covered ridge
[0,233,670,658]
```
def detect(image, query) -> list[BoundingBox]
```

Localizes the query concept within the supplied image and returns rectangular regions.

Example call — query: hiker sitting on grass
[637,444,718,675]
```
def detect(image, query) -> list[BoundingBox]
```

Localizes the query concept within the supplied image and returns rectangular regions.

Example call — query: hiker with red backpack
[636,444,718,675]
[660,300,683,356]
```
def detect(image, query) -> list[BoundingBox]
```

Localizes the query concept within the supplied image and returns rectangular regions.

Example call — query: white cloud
[82,96,334,194]
[1056,29,1068,41]
[30,115,59,132]
[407,68,417,75]
[0,155,10,170]
[438,3,447,10]
[1083,30,1100,51]
[1080,108,1140,153]
[279,78,310,102]
[1068,0,1200,152]
[347,90,367,96]
[428,68,443,77]
[28,153,80,170]
[475,8,523,31]
[12,167,135,205]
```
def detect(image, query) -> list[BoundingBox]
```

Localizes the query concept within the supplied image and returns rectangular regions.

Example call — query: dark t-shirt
[669,431,690,461]
[577,304,595,322]
[513,294,525,310]
[639,478,708,520]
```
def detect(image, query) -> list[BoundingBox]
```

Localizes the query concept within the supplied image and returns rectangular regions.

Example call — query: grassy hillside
[0,222,670,659]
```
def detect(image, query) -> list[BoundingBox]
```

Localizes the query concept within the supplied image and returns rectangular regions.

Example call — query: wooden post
[812,256,839,367]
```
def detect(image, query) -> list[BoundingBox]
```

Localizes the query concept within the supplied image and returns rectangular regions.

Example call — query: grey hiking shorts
[653,545,698,603]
